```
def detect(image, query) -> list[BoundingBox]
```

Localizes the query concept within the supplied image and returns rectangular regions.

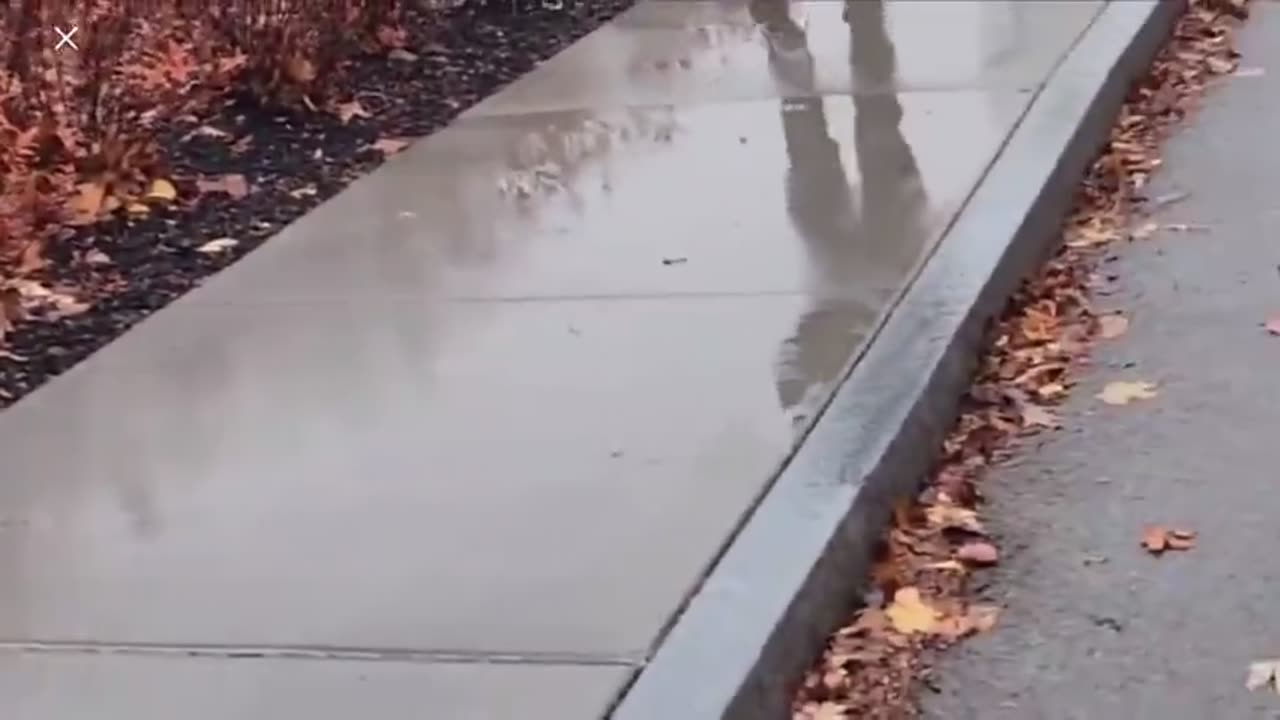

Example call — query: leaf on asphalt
[1098,380,1159,405]
[924,504,986,535]
[936,604,1001,640]
[1246,660,1280,695]
[372,137,411,156]
[1264,315,1280,336]
[335,99,371,125]
[1142,525,1196,555]
[1207,54,1238,74]
[1020,403,1061,430]
[67,181,108,225]
[197,173,250,199]
[146,178,178,202]
[885,587,941,635]
[197,237,239,255]
[1099,313,1130,339]
[956,541,999,566]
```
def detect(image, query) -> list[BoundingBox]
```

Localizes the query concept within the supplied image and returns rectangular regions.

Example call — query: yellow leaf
[885,587,940,635]
[146,178,178,202]
[1097,380,1159,405]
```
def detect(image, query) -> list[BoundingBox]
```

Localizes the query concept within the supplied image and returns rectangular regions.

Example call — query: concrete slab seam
[608,2,1185,719]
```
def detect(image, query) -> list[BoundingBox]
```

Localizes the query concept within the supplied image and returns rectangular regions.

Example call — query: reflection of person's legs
[751,0,813,89]
[845,0,895,86]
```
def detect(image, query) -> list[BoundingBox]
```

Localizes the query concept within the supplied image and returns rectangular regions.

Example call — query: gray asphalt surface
[922,6,1280,720]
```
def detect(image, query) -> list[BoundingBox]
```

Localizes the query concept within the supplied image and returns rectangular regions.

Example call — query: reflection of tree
[752,0,931,436]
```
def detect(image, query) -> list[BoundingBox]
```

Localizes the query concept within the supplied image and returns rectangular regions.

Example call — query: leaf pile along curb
[793,1,1251,717]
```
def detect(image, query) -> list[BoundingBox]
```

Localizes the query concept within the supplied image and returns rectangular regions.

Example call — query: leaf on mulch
[1098,313,1130,339]
[1246,659,1280,695]
[1097,380,1159,405]
[197,174,250,199]
[146,178,178,202]
[68,182,109,225]
[335,99,372,124]
[197,237,239,255]
[1141,525,1196,554]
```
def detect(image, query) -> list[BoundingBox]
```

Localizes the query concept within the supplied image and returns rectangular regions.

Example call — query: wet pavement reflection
[750,0,931,434]
[0,2,1103,716]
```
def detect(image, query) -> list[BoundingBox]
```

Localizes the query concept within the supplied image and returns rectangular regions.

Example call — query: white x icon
[54,25,78,51]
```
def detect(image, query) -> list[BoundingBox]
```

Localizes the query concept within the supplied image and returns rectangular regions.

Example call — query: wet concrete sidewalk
[0,2,1103,718]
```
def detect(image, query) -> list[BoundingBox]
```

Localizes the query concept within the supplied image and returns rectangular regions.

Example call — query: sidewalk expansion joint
[0,640,643,667]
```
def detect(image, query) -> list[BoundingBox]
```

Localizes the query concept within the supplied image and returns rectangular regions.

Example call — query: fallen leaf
[1141,524,1168,553]
[922,559,966,573]
[1207,54,1238,74]
[187,125,230,140]
[68,182,108,224]
[1020,403,1061,429]
[885,587,940,635]
[1247,659,1280,695]
[371,137,411,155]
[388,48,418,62]
[335,99,371,124]
[924,504,986,535]
[289,185,319,199]
[1099,313,1130,339]
[126,202,150,216]
[197,174,250,199]
[1142,525,1195,555]
[1036,382,1067,401]
[197,237,239,254]
[146,178,178,202]
[956,541,999,566]
[1098,380,1159,405]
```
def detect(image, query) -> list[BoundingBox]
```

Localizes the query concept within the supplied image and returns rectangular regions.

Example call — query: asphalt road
[922,5,1280,719]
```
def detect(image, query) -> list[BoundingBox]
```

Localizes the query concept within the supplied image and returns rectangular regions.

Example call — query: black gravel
[0,0,635,407]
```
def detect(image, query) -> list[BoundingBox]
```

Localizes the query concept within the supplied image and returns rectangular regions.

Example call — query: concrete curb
[609,2,1185,718]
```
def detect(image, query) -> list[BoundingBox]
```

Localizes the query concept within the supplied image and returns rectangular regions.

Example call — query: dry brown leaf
[197,174,250,199]
[956,541,999,566]
[922,559,967,573]
[1142,525,1195,555]
[68,182,108,225]
[287,56,317,84]
[1131,220,1159,240]
[372,137,411,156]
[1207,54,1238,74]
[1020,403,1061,430]
[197,237,239,255]
[336,100,371,125]
[924,504,986,535]
[1099,313,1130,339]
[146,178,178,202]
[885,587,940,635]
[1098,380,1159,405]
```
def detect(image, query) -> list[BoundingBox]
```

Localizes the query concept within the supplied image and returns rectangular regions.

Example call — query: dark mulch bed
[0,0,635,407]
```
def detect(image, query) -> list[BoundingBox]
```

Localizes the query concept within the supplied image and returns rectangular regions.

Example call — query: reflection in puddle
[753,0,931,437]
